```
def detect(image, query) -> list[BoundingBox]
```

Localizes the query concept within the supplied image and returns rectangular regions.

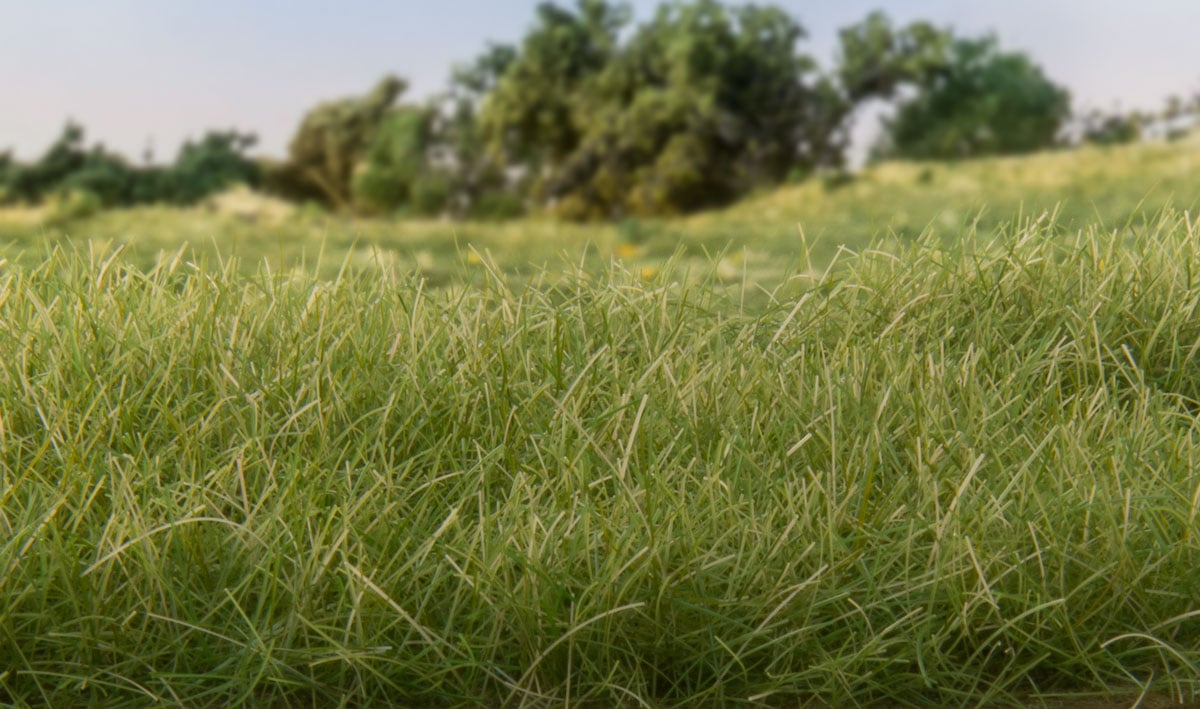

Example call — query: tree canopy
[863,31,1071,160]
[282,76,408,209]
[0,122,259,209]
[477,0,850,218]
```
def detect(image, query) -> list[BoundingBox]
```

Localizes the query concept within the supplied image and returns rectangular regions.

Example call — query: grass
[2,205,1200,705]
[1,133,1199,284]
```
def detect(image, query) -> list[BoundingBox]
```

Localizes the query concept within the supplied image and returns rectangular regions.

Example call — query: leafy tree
[440,44,523,217]
[1078,109,1143,146]
[6,122,90,203]
[58,148,145,205]
[283,75,407,209]
[877,36,1071,160]
[836,12,950,103]
[163,131,260,204]
[481,1,628,174]
[351,106,436,213]
[0,151,15,202]
[477,0,841,218]
[2,122,260,208]
[4,124,150,206]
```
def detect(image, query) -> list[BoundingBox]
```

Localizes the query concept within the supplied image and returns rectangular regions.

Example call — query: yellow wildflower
[615,243,643,259]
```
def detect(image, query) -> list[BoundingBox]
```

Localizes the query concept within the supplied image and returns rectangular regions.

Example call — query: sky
[3,0,1199,162]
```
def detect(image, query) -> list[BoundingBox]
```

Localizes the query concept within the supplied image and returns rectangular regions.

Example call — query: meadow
[2,138,1200,706]
[2,134,1199,284]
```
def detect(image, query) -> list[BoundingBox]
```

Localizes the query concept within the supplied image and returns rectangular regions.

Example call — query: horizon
[4,1,1199,163]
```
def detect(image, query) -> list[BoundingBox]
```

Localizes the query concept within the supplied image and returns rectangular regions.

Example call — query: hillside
[1,135,1198,286]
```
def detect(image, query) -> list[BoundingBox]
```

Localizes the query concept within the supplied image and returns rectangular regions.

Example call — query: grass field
[2,134,1199,283]
[2,141,1200,706]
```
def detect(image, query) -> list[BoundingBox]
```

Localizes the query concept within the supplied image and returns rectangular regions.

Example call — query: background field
[3,135,1199,287]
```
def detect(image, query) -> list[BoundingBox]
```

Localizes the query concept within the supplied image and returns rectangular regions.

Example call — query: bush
[3,124,260,209]
[881,37,1071,159]
[468,190,524,220]
[1079,110,1142,146]
[44,189,103,225]
[351,166,409,214]
[163,132,260,204]
[410,173,450,216]
[283,76,407,209]
[259,159,327,204]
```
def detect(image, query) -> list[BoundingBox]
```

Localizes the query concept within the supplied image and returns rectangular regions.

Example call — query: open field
[2,134,1199,285]
[2,141,1200,706]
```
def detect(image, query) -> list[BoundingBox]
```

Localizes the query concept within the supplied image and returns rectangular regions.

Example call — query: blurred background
[1,0,1198,277]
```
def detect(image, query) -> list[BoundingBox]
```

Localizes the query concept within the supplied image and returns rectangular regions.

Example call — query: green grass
[2,135,1199,285]
[2,207,1200,705]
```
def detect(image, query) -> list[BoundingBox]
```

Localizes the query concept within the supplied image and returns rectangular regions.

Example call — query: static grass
[2,212,1200,706]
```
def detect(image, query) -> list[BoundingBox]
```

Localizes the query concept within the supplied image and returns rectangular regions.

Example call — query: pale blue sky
[3,1,1198,161]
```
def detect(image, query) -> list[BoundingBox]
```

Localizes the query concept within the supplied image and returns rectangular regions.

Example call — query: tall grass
[2,212,1200,706]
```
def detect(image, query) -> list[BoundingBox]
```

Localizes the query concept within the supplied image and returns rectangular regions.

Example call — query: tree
[481,1,628,175]
[58,147,145,205]
[351,105,436,213]
[1078,108,1142,146]
[283,75,407,209]
[0,151,13,201]
[836,11,950,103]
[163,131,260,204]
[476,0,842,218]
[3,123,148,206]
[438,44,525,217]
[877,36,1070,160]
[6,122,90,203]
[2,122,261,208]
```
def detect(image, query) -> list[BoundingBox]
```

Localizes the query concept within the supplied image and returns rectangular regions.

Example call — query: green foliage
[0,151,14,201]
[481,0,628,171]
[259,158,327,205]
[879,36,1071,160]
[58,149,145,206]
[1079,109,1143,145]
[43,188,103,224]
[7,125,161,207]
[284,75,407,209]
[440,45,523,218]
[5,122,91,203]
[1,123,260,208]
[163,131,260,204]
[479,0,843,218]
[409,173,451,216]
[466,190,524,220]
[351,106,434,213]
[836,11,950,102]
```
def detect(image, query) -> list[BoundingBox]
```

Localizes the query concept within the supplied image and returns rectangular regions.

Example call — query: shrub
[44,188,103,224]
[283,76,407,209]
[410,173,451,216]
[162,132,260,204]
[467,190,524,220]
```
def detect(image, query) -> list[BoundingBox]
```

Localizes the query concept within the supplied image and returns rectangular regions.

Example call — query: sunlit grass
[2,135,1198,286]
[2,209,1200,705]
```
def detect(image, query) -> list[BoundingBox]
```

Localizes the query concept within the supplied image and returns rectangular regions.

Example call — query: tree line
[2,1,1195,220]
